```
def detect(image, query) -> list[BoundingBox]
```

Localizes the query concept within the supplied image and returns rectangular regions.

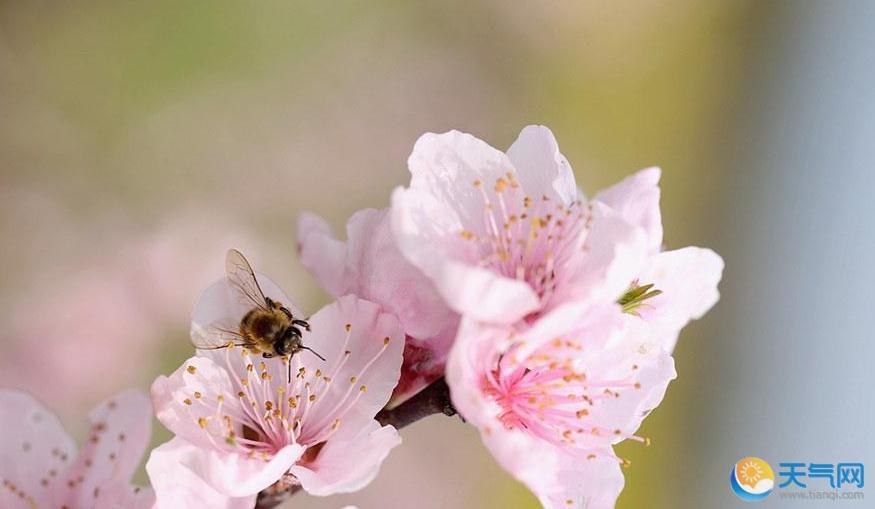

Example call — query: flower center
[459,174,591,304]
[483,337,647,458]
[184,323,393,460]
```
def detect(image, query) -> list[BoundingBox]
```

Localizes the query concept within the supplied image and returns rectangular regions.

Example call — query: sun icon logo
[730,456,775,501]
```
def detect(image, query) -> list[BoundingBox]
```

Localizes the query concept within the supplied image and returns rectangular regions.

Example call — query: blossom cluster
[1,125,722,508]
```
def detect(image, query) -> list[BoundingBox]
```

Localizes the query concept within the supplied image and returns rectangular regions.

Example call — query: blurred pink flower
[390,125,650,326]
[150,293,404,499]
[593,168,724,352]
[446,300,676,509]
[0,215,252,420]
[0,389,154,509]
[298,209,458,406]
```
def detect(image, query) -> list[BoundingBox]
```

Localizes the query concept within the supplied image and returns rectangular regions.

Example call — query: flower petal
[594,167,663,253]
[155,437,303,498]
[65,390,153,508]
[506,125,579,204]
[151,355,243,452]
[290,419,401,496]
[146,438,257,509]
[391,185,541,324]
[297,211,350,297]
[391,130,544,323]
[554,202,650,307]
[634,246,725,351]
[538,452,625,509]
[94,482,155,509]
[0,389,75,508]
[294,295,404,442]
[407,130,517,221]
[299,208,459,406]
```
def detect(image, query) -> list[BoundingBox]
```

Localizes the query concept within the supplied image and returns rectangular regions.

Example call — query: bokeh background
[2,2,873,508]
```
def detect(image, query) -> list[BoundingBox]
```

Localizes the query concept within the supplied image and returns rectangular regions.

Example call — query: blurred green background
[3,2,873,508]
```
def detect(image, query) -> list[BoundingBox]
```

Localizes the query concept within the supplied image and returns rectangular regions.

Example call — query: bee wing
[190,323,253,350]
[225,249,270,311]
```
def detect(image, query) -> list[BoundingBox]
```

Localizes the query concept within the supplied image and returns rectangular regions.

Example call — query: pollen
[383,337,390,345]
[183,398,192,405]
[197,417,207,429]
[186,366,197,375]
[350,376,357,384]
[359,385,368,393]
[193,392,202,399]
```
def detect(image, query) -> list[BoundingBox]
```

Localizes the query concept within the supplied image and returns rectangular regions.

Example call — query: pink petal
[295,295,404,439]
[65,390,153,509]
[505,125,580,204]
[538,452,625,509]
[151,355,241,452]
[298,208,459,404]
[635,247,725,351]
[289,420,401,496]
[0,389,75,508]
[577,340,677,440]
[594,167,663,253]
[299,208,457,343]
[93,482,155,509]
[406,130,518,219]
[391,130,544,323]
[554,202,649,308]
[297,211,350,297]
[390,187,542,323]
[146,438,257,509]
[156,437,303,498]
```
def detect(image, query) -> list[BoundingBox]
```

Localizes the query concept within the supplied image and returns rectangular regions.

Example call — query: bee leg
[292,319,311,331]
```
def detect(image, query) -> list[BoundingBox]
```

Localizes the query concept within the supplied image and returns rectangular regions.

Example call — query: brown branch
[254,378,456,509]
[377,378,457,428]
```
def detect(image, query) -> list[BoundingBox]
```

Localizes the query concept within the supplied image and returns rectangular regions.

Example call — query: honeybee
[192,249,324,368]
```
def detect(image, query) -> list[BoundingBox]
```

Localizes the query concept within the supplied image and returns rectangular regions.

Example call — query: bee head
[274,326,303,356]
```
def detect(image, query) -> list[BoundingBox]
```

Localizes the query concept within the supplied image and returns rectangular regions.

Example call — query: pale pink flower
[593,167,724,351]
[391,125,650,325]
[298,208,459,405]
[149,292,404,500]
[446,299,676,509]
[0,389,154,509]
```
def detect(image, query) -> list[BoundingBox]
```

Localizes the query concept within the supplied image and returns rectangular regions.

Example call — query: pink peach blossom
[0,389,154,509]
[593,167,724,351]
[150,291,404,500]
[391,125,650,326]
[446,299,676,509]
[298,208,459,405]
